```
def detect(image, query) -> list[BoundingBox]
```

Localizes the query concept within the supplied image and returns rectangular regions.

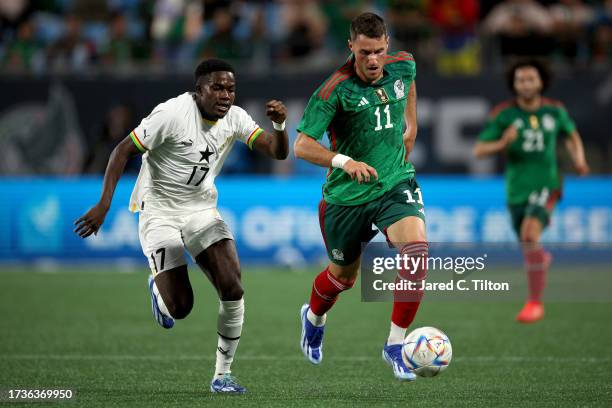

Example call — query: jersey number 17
[186,166,209,186]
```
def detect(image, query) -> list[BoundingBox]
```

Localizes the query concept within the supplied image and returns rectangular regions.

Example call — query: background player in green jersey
[474,59,589,323]
[294,12,427,381]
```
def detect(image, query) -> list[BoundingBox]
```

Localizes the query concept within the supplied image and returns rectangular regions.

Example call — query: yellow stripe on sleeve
[130,131,146,152]
[247,128,263,150]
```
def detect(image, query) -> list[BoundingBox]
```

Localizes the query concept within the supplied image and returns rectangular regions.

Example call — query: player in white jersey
[74,59,289,394]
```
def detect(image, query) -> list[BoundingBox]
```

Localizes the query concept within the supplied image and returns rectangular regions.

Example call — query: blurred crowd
[1,0,611,176]
[2,0,612,76]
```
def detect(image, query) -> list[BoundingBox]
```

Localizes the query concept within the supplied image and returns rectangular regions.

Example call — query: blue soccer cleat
[383,343,417,381]
[148,275,174,329]
[300,304,325,364]
[210,374,247,394]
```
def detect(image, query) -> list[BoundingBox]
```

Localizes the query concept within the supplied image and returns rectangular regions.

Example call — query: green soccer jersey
[297,51,417,206]
[478,99,577,205]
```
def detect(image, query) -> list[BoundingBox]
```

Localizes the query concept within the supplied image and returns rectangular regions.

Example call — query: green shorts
[509,188,561,236]
[318,177,426,266]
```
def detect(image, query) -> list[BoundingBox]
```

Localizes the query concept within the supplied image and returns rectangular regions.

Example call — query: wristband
[331,154,352,169]
[272,120,286,131]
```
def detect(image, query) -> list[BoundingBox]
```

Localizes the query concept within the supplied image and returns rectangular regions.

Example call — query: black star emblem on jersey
[199,146,214,163]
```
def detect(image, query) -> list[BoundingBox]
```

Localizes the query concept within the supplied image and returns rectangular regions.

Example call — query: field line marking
[0,354,609,363]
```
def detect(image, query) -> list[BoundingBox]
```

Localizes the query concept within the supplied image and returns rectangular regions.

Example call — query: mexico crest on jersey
[374,88,390,103]
[542,114,556,131]
[394,79,405,99]
[331,249,344,261]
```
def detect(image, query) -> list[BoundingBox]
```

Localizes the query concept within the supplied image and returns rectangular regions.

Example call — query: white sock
[214,298,244,379]
[153,281,173,318]
[387,322,407,345]
[307,308,326,327]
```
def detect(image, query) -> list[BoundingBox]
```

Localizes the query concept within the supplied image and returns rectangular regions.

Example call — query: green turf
[0,267,611,407]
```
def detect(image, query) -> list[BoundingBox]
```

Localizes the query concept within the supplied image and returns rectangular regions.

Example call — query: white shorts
[138,208,234,275]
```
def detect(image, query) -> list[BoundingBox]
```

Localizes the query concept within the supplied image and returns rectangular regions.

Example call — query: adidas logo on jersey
[358,97,369,107]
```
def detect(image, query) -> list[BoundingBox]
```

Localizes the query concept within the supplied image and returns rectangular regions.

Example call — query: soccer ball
[402,326,452,377]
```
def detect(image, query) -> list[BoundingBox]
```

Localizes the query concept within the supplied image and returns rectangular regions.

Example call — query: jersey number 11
[374,105,394,131]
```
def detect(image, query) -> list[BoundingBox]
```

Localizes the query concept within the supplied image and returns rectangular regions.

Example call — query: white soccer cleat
[382,343,417,381]
[300,304,325,364]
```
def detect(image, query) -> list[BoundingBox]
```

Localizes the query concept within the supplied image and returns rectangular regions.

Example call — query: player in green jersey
[474,59,589,323]
[294,12,427,381]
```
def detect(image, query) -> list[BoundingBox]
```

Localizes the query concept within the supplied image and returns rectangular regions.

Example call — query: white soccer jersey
[128,92,263,214]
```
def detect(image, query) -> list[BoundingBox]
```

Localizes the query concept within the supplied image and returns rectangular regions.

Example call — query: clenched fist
[266,100,287,125]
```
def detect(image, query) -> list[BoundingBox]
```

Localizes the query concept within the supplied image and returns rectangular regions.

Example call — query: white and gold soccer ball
[402,326,452,377]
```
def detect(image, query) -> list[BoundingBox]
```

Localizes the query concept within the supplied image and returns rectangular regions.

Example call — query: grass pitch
[0,267,611,407]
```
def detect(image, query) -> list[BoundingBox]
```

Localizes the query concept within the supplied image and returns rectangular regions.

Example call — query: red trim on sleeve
[318,61,353,100]
[329,126,337,152]
[489,100,515,118]
[541,97,564,108]
[385,51,414,63]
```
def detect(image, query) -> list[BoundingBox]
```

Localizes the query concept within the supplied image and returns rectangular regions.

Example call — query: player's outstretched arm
[473,124,517,158]
[564,131,589,176]
[74,135,141,238]
[251,100,289,160]
[473,140,506,158]
[403,82,418,158]
[294,133,378,184]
